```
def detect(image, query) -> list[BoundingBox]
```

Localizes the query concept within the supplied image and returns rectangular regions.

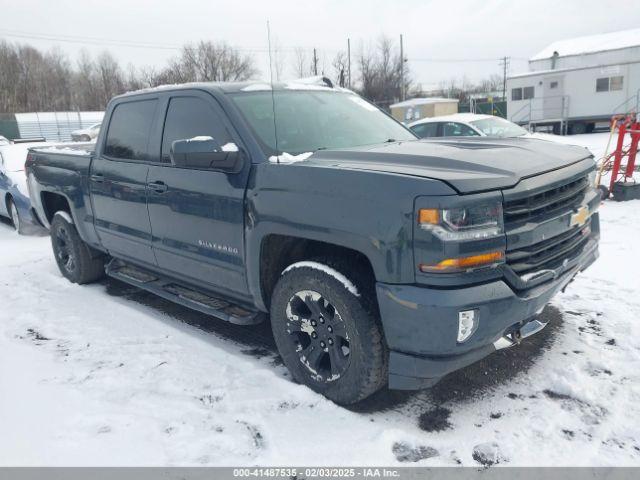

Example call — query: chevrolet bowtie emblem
[570,206,589,228]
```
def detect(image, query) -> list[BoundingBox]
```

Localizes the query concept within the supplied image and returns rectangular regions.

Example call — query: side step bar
[105,259,263,325]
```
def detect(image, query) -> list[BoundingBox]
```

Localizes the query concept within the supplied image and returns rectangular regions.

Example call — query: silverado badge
[570,206,589,228]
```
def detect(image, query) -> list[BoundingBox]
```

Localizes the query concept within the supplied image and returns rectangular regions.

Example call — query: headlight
[588,169,597,188]
[418,203,503,241]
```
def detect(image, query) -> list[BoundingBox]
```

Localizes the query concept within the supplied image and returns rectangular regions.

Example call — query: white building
[389,98,459,124]
[507,28,640,134]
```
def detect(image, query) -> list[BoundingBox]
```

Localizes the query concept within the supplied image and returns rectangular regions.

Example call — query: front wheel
[270,261,387,405]
[50,213,106,284]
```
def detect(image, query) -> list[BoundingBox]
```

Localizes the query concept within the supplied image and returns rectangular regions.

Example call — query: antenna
[267,20,279,164]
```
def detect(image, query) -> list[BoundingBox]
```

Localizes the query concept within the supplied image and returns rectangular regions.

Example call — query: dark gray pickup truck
[25,79,600,404]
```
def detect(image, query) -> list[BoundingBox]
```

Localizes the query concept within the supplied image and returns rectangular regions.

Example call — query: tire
[270,260,387,405]
[598,184,610,200]
[569,122,586,135]
[80,134,91,142]
[7,197,21,233]
[50,213,106,284]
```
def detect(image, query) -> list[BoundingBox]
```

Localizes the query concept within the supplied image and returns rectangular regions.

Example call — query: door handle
[90,174,104,183]
[148,181,168,193]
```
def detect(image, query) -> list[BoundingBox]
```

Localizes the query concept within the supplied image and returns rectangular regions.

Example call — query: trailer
[507,29,640,135]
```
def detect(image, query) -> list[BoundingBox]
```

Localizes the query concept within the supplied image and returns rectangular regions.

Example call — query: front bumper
[376,236,599,390]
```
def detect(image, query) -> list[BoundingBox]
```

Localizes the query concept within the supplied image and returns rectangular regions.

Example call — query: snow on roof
[0,142,56,172]
[531,28,640,61]
[390,97,458,109]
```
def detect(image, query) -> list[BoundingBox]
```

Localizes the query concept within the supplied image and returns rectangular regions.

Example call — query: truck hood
[303,137,593,193]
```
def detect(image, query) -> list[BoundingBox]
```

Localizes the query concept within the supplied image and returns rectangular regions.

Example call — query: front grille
[504,176,588,225]
[506,221,591,277]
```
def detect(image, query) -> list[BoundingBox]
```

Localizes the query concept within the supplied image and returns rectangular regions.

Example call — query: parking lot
[1,132,639,466]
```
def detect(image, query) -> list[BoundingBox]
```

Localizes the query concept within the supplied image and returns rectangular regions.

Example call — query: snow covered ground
[1,133,639,467]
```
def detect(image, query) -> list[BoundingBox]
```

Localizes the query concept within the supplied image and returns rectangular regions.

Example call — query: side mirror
[170,137,243,172]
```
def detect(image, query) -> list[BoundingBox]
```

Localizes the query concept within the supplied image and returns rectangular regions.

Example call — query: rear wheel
[270,261,387,405]
[50,213,106,284]
[7,197,20,233]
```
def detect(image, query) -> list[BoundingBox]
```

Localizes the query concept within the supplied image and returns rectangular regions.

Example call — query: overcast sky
[1,0,639,87]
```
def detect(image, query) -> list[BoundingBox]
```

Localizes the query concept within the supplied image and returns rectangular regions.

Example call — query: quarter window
[161,96,231,163]
[104,100,158,161]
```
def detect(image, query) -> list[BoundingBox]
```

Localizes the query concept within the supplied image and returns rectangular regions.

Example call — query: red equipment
[597,114,640,199]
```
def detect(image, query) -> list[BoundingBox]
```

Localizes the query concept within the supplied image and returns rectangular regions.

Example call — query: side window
[411,123,438,138]
[511,88,522,101]
[104,100,158,161]
[610,76,623,91]
[442,122,479,137]
[161,96,232,163]
[523,86,535,99]
[598,76,623,92]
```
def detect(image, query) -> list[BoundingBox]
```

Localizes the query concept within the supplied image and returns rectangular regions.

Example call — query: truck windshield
[469,117,528,138]
[230,90,416,156]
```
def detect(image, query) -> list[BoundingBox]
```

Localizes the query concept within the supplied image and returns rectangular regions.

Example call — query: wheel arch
[258,233,377,311]
[40,190,73,225]
[4,192,13,214]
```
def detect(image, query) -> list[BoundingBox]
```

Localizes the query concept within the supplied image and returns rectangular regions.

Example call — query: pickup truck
[25,79,600,405]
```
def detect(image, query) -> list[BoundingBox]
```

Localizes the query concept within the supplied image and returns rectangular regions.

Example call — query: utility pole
[400,34,405,101]
[347,38,351,89]
[499,56,510,101]
[312,48,318,76]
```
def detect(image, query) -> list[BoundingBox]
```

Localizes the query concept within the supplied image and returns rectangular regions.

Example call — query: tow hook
[513,329,523,345]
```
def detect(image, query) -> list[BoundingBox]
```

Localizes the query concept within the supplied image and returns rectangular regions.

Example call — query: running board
[105,259,262,325]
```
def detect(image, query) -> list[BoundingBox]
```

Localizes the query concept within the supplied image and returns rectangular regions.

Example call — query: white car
[408,113,531,139]
[0,141,53,232]
[71,123,101,142]
[0,135,10,146]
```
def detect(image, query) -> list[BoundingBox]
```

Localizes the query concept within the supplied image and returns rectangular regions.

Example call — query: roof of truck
[118,77,354,98]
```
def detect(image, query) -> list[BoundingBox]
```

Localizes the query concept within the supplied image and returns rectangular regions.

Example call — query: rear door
[146,91,252,298]
[441,122,480,137]
[410,122,439,138]
[90,98,159,266]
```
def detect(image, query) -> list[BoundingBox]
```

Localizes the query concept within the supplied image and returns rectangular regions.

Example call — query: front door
[146,92,251,298]
[90,98,159,266]
[543,75,565,119]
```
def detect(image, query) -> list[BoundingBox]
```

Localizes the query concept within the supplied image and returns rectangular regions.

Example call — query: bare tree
[356,35,410,108]
[163,41,258,83]
[95,52,125,108]
[290,47,310,78]
[332,51,347,87]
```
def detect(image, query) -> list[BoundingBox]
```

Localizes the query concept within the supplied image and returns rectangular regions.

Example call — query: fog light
[458,310,478,343]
